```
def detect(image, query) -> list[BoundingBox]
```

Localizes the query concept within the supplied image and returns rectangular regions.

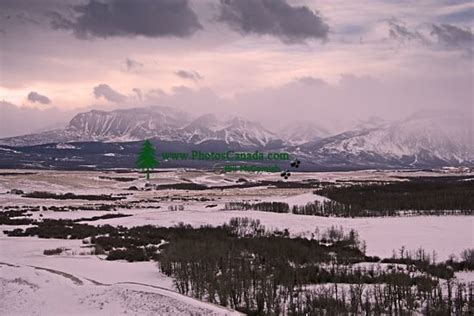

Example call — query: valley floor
[0,169,473,315]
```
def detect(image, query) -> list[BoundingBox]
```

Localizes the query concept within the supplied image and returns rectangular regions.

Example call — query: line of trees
[317,177,474,212]
[225,201,290,213]
[296,278,473,315]
[225,182,474,217]
[225,200,400,217]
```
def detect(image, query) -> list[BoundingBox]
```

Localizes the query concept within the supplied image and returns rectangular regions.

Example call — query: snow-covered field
[88,209,473,261]
[0,169,473,315]
[0,230,241,315]
[0,262,238,315]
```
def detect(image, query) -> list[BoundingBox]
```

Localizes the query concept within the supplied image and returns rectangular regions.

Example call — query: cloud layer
[0,101,72,138]
[51,0,202,39]
[218,0,329,43]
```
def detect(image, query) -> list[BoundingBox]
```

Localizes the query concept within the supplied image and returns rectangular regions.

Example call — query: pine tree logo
[136,139,158,180]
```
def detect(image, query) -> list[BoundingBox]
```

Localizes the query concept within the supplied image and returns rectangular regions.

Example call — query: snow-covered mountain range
[299,111,473,168]
[171,114,282,148]
[0,107,472,169]
[0,107,281,149]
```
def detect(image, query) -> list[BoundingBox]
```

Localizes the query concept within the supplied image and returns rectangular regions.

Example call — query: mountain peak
[187,114,219,128]
[280,121,330,145]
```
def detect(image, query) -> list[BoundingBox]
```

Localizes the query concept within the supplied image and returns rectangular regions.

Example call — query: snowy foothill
[0,263,241,315]
[0,228,242,315]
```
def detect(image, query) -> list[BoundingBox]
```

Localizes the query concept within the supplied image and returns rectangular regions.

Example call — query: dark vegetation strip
[74,213,132,222]
[153,180,323,191]
[316,177,474,213]
[45,204,116,212]
[0,211,130,225]
[22,191,126,201]
[3,204,116,212]
[0,209,35,225]
[225,200,473,217]
[98,176,137,182]
[43,247,64,255]
[225,202,290,213]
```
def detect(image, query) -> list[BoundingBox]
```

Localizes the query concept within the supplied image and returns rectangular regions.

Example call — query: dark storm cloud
[431,24,473,49]
[93,84,126,102]
[51,0,202,39]
[175,70,203,81]
[27,91,51,104]
[217,0,329,43]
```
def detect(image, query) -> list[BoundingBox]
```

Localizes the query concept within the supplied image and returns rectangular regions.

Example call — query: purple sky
[0,0,472,137]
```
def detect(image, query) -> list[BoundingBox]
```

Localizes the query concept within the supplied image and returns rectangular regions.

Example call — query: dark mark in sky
[27,91,51,104]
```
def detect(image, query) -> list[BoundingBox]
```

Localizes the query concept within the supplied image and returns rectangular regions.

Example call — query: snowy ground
[0,229,241,315]
[0,169,473,315]
[0,263,238,315]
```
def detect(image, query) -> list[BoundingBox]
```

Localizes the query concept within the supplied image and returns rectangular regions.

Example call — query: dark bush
[43,247,64,255]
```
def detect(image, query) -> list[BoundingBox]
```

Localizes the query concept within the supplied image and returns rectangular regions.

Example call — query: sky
[0,0,473,137]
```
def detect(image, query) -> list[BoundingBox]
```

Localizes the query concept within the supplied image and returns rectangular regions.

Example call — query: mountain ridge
[0,106,472,170]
